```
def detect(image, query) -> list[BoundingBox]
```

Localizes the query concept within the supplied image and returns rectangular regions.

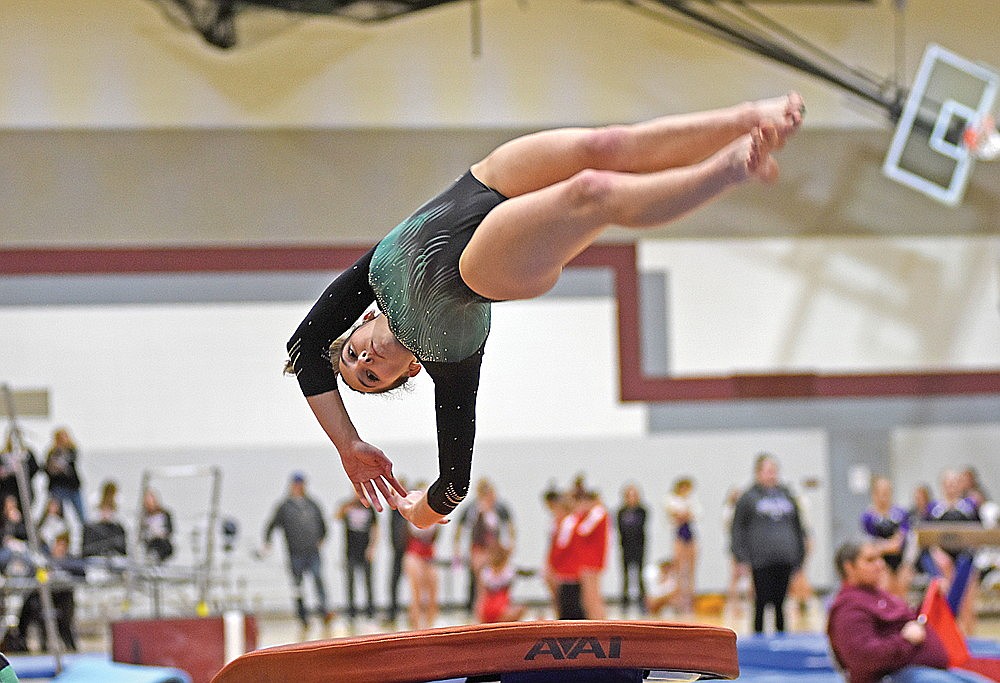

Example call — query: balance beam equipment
[211,620,738,683]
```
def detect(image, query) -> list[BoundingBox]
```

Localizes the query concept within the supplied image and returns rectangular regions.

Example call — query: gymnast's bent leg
[461,115,793,302]
[470,94,803,199]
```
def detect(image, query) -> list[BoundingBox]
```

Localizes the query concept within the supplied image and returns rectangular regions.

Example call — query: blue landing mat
[736,633,1000,682]
[6,653,190,682]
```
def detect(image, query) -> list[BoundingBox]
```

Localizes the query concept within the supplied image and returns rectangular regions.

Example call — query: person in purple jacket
[862,476,913,598]
[828,540,993,683]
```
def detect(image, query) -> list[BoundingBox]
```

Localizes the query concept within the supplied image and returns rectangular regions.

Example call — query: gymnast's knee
[564,168,616,211]
[577,125,630,167]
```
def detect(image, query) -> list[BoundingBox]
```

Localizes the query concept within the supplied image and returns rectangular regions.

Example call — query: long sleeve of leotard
[287,246,484,516]
[422,350,483,515]
[286,247,377,397]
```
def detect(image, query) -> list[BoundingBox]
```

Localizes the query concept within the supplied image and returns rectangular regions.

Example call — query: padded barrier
[212,620,739,683]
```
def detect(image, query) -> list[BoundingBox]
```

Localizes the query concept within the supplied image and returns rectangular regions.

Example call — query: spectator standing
[337,497,379,624]
[730,453,806,634]
[789,480,818,629]
[927,470,982,635]
[404,509,440,630]
[384,504,410,627]
[912,484,934,524]
[722,486,750,619]
[263,472,333,637]
[910,484,935,577]
[575,489,609,620]
[959,468,990,511]
[43,428,86,526]
[862,476,913,598]
[548,494,585,620]
[453,479,515,615]
[542,486,572,618]
[616,483,647,615]
[666,477,700,615]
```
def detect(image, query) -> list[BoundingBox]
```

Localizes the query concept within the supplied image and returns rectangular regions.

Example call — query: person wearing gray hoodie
[731,453,806,634]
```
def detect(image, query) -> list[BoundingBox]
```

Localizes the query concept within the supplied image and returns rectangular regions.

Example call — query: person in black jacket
[0,432,39,522]
[15,532,86,652]
[384,503,410,627]
[44,428,86,526]
[730,452,806,634]
[616,483,647,615]
[336,496,378,623]
[263,472,333,635]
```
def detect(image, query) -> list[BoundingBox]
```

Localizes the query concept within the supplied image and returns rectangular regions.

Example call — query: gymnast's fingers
[363,480,385,513]
[385,472,408,497]
[375,477,397,510]
[353,481,370,509]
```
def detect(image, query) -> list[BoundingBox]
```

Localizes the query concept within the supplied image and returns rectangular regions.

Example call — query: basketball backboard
[883,43,999,206]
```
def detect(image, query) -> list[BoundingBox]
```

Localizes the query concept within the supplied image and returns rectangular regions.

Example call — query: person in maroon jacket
[827,540,992,683]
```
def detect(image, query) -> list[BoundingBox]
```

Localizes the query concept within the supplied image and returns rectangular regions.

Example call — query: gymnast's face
[340,315,421,393]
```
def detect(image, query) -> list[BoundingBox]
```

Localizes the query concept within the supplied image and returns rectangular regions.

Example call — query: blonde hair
[282,332,349,381]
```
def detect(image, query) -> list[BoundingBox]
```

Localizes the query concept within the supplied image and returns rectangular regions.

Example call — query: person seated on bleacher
[14,532,85,653]
[0,495,31,577]
[81,495,127,560]
[828,540,992,683]
[140,487,174,564]
[37,497,70,553]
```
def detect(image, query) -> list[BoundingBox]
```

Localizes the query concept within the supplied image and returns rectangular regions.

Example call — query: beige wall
[3,2,999,249]
[3,0,998,130]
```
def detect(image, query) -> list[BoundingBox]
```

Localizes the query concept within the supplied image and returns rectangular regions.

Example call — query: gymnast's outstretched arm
[306,391,404,512]
[288,247,405,510]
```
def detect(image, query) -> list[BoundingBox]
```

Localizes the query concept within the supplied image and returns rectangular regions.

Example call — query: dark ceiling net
[151,0,469,48]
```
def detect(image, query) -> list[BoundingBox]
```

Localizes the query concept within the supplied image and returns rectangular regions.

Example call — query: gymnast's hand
[339,440,406,513]
[389,489,450,529]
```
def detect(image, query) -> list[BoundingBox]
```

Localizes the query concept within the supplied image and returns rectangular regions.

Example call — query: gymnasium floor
[18,596,1000,681]
[78,599,1000,655]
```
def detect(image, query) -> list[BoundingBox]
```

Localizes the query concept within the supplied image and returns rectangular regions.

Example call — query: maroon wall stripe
[0,246,370,274]
[4,245,999,401]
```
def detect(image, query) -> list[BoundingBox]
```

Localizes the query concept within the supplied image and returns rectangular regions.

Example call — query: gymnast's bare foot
[747,92,805,142]
[749,124,781,181]
[726,124,781,183]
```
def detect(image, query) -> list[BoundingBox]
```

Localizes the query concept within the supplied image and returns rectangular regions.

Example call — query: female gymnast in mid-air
[286,93,805,529]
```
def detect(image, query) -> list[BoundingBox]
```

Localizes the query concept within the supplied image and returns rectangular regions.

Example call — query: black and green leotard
[287,171,508,514]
